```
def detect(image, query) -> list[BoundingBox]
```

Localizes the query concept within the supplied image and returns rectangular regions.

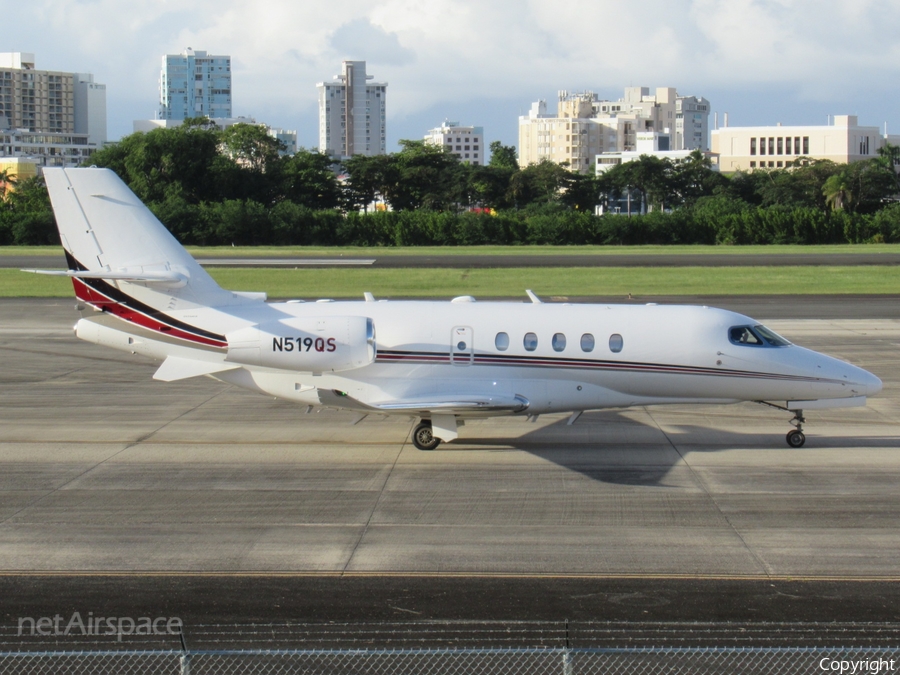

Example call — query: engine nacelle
[226,316,375,373]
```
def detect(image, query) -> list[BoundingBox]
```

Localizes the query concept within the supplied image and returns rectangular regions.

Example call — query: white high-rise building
[424,121,484,165]
[317,61,386,158]
[159,48,232,121]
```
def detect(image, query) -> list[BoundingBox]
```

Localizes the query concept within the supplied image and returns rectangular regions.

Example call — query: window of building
[750,138,756,155]
[777,138,783,155]
[803,137,809,154]
[759,137,766,155]
[495,332,509,351]
[580,334,595,352]
[794,137,801,155]
[750,161,757,168]
[609,334,623,353]
[524,332,538,351]
[552,333,566,352]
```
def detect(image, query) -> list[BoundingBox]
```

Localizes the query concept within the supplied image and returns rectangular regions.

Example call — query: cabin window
[524,332,538,351]
[580,333,595,352]
[552,333,566,352]
[609,334,623,353]
[495,332,509,351]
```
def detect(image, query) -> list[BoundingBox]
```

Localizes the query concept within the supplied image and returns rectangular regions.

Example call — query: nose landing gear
[756,401,807,448]
[786,410,806,448]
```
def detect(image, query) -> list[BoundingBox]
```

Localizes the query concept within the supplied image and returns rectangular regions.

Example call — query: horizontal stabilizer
[22,268,188,288]
[153,356,240,382]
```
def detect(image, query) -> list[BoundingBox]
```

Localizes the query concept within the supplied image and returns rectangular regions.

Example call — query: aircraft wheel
[786,429,806,448]
[412,421,441,451]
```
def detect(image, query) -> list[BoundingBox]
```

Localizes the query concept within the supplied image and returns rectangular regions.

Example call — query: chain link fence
[2,621,898,674]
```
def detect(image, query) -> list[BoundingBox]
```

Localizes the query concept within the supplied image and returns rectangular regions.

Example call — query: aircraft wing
[318,389,530,416]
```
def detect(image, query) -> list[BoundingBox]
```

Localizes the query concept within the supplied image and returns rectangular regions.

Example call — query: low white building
[424,120,484,165]
[0,129,96,170]
[595,131,719,173]
[712,115,900,172]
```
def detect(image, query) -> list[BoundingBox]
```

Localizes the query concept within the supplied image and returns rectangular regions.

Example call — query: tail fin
[42,167,262,310]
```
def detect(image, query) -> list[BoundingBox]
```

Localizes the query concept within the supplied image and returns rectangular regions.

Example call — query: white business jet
[28,168,881,450]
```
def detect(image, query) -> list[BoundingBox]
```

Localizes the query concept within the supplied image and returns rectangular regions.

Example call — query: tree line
[2,118,900,246]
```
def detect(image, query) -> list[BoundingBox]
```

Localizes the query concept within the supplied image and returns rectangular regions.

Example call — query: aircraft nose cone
[862,369,883,396]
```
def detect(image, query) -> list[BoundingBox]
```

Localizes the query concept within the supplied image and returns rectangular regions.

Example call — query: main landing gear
[756,402,806,447]
[412,420,441,451]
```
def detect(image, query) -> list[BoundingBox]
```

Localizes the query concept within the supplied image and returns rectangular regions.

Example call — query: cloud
[329,18,415,66]
[6,0,900,145]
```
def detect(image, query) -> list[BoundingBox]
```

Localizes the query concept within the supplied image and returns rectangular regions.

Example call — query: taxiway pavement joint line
[0,388,231,528]
[644,408,775,579]
[339,420,411,576]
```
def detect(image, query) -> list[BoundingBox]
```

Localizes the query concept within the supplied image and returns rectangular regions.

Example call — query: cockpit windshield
[753,324,791,346]
[729,325,791,347]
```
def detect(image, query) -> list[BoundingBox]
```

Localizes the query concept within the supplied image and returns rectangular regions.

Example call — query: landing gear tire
[412,421,441,451]
[786,429,806,448]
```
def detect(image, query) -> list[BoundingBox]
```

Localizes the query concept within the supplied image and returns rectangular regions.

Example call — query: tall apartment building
[159,48,232,121]
[317,61,387,158]
[712,115,900,172]
[424,121,484,165]
[0,52,106,171]
[518,96,607,173]
[518,87,709,174]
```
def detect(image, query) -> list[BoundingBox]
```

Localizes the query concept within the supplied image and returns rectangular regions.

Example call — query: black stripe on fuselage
[375,349,835,384]
[65,251,227,345]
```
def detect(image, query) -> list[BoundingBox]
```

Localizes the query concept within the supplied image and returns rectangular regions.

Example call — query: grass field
[4,243,900,258]
[5,265,900,298]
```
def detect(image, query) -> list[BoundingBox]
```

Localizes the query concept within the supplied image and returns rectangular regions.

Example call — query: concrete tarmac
[1,298,899,629]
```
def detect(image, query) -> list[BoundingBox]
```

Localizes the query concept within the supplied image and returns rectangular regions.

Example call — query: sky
[4,0,900,153]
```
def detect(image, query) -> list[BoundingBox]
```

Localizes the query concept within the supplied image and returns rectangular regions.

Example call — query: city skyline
[5,0,900,153]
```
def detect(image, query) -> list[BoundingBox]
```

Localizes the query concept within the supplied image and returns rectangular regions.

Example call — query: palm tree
[823,171,852,211]
[0,168,16,200]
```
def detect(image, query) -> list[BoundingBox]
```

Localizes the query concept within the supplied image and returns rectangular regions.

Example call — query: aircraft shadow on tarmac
[446,409,900,487]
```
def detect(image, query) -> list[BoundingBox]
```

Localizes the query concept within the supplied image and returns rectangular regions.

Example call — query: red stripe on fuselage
[72,278,227,349]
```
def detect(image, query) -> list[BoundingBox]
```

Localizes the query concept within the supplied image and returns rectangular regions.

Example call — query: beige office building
[518,87,709,174]
[712,116,900,172]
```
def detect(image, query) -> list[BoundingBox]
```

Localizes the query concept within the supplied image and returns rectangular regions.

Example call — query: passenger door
[450,326,474,366]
